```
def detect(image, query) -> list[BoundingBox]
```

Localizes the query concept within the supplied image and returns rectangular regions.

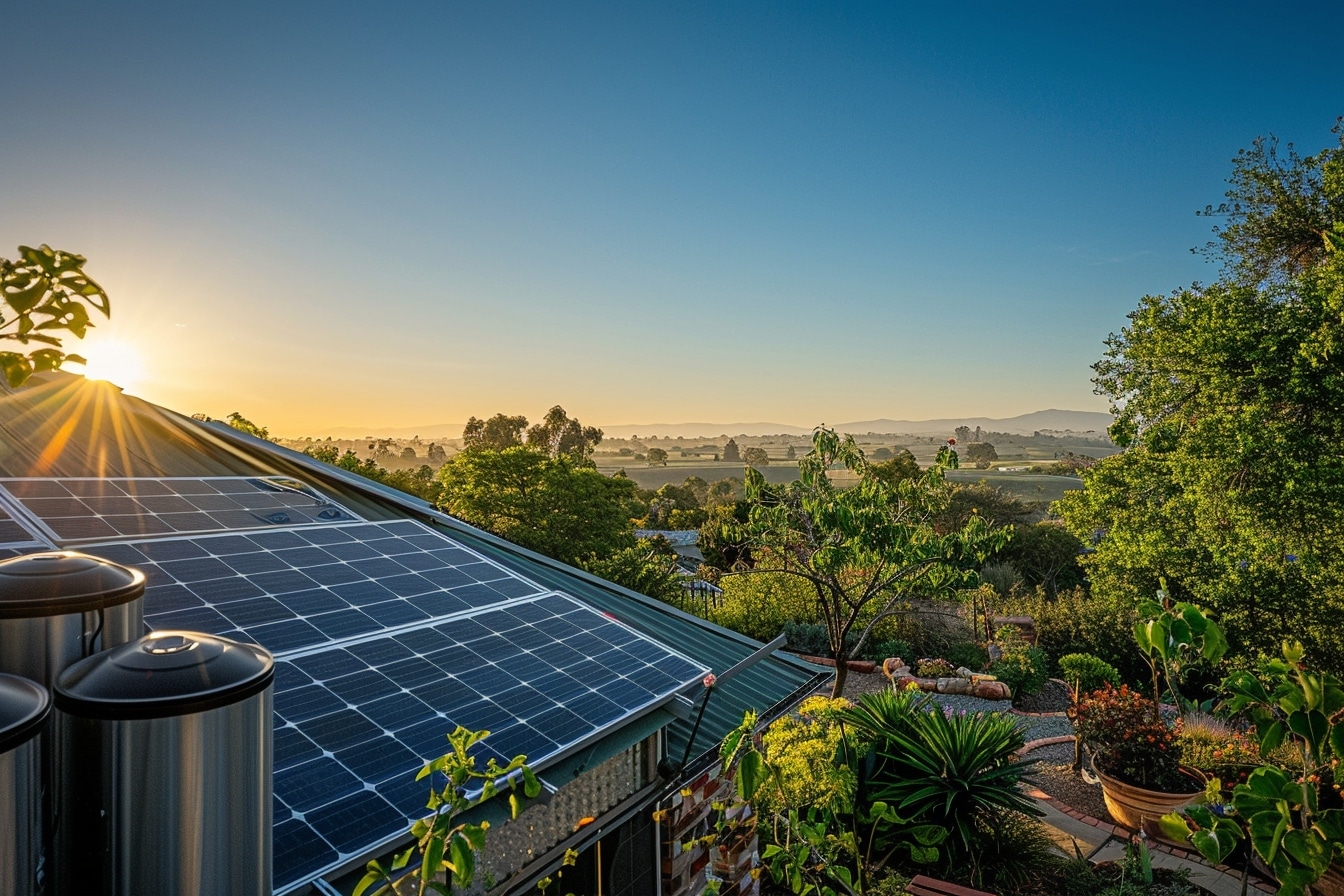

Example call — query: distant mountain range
[303,409,1112,441]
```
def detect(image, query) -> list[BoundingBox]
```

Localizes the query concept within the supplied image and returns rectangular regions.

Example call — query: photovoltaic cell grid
[0,476,361,544]
[0,496,53,554]
[76,513,710,893]
[82,520,545,656]
[266,594,705,892]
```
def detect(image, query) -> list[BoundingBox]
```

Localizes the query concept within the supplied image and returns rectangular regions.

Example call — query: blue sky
[2,2,1340,434]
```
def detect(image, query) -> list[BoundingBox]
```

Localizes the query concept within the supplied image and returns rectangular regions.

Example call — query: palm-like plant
[843,688,1041,858]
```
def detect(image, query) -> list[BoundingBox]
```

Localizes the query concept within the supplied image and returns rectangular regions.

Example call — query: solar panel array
[0,476,360,544]
[0,496,53,559]
[71,493,708,894]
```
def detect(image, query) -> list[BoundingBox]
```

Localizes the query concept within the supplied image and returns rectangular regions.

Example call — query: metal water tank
[0,551,145,686]
[51,631,274,896]
[0,674,49,896]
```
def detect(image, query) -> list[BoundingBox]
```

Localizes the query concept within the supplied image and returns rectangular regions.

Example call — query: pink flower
[703,673,717,689]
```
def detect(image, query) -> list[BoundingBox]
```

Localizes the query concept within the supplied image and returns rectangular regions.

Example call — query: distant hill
[295,409,1112,441]
[835,409,1114,437]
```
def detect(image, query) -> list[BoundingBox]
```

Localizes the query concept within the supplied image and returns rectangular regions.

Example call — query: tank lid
[55,631,273,720]
[0,673,50,754]
[0,551,146,619]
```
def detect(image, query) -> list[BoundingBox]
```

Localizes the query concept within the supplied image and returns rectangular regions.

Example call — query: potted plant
[1160,642,1344,896]
[1070,683,1205,838]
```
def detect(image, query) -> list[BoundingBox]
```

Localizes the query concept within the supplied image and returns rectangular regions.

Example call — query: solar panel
[85,520,547,656]
[0,493,56,552]
[0,477,361,543]
[75,511,709,893]
[264,594,704,893]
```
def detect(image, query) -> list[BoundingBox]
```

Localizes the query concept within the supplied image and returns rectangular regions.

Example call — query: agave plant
[842,687,1041,859]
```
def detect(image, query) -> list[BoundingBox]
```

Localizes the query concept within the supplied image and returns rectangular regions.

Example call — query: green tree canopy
[462,413,529,451]
[436,446,639,566]
[1,245,109,387]
[741,445,769,466]
[734,427,1006,696]
[525,405,603,460]
[963,441,998,469]
[1060,123,1344,674]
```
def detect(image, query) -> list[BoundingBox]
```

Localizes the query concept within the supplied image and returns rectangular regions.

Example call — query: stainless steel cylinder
[0,674,49,896]
[0,551,146,687]
[52,631,274,896]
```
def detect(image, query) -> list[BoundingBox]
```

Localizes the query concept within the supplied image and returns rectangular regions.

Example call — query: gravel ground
[829,670,1113,825]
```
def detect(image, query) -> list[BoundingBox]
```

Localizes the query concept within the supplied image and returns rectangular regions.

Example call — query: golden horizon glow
[77,338,147,394]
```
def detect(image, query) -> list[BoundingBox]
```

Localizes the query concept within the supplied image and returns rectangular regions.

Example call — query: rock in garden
[937,677,972,695]
[973,681,1011,700]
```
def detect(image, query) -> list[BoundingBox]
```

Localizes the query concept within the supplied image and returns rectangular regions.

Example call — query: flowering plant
[1070,684,1188,791]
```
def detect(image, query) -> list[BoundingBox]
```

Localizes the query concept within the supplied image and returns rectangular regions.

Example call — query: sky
[2,1,1341,436]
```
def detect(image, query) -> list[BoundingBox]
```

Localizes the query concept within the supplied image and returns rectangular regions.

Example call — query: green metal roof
[0,372,827,768]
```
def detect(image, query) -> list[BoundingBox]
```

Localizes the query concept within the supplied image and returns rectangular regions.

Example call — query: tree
[785,444,797,460]
[1197,118,1344,288]
[954,426,972,443]
[1,245,110,387]
[1001,522,1086,598]
[741,446,769,466]
[963,441,998,469]
[646,447,668,466]
[1060,124,1344,674]
[722,438,741,463]
[733,428,1006,696]
[426,443,447,464]
[400,446,417,459]
[525,405,603,460]
[869,450,921,488]
[462,414,528,451]
[436,447,639,565]
[227,412,271,441]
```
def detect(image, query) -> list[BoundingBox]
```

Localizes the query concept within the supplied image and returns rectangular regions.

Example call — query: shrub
[944,641,989,671]
[1070,685,1185,791]
[782,621,832,657]
[1175,711,1259,787]
[861,638,914,663]
[709,572,815,641]
[979,559,1022,597]
[758,696,858,813]
[916,657,955,678]
[1000,585,1147,686]
[842,688,1040,861]
[1058,653,1122,695]
[990,625,1048,698]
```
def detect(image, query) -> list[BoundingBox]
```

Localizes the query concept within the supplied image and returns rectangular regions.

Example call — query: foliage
[0,244,110,387]
[868,450,921,487]
[758,696,861,814]
[1163,641,1344,893]
[933,481,1031,533]
[354,726,539,896]
[732,427,1006,696]
[963,442,998,469]
[304,445,445,504]
[1133,587,1227,713]
[461,413,528,451]
[722,438,741,463]
[1058,178,1344,677]
[709,572,817,642]
[970,810,1067,895]
[1000,523,1086,597]
[978,559,1021,598]
[943,640,989,672]
[842,688,1041,868]
[742,445,770,466]
[645,446,668,465]
[581,538,683,604]
[226,411,271,441]
[865,638,915,664]
[1058,653,1122,695]
[915,658,955,678]
[1197,118,1344,288]
[1070,685,1187,791]
[1175,712,1259,787]
[524,405,603,460]
[999,585,1149,686]
[782,621,834,657]
[436,447,639,566]
[988,624,1049,700]
[1050,837,1202,896]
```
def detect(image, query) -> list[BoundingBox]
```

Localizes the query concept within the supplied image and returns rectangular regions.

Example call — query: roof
[0,372,825,889]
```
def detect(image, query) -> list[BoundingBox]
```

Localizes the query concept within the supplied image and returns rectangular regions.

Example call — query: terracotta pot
[1096,767,1205,843]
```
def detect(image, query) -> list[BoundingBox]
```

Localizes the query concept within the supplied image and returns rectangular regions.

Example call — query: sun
[78,339,146,392]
